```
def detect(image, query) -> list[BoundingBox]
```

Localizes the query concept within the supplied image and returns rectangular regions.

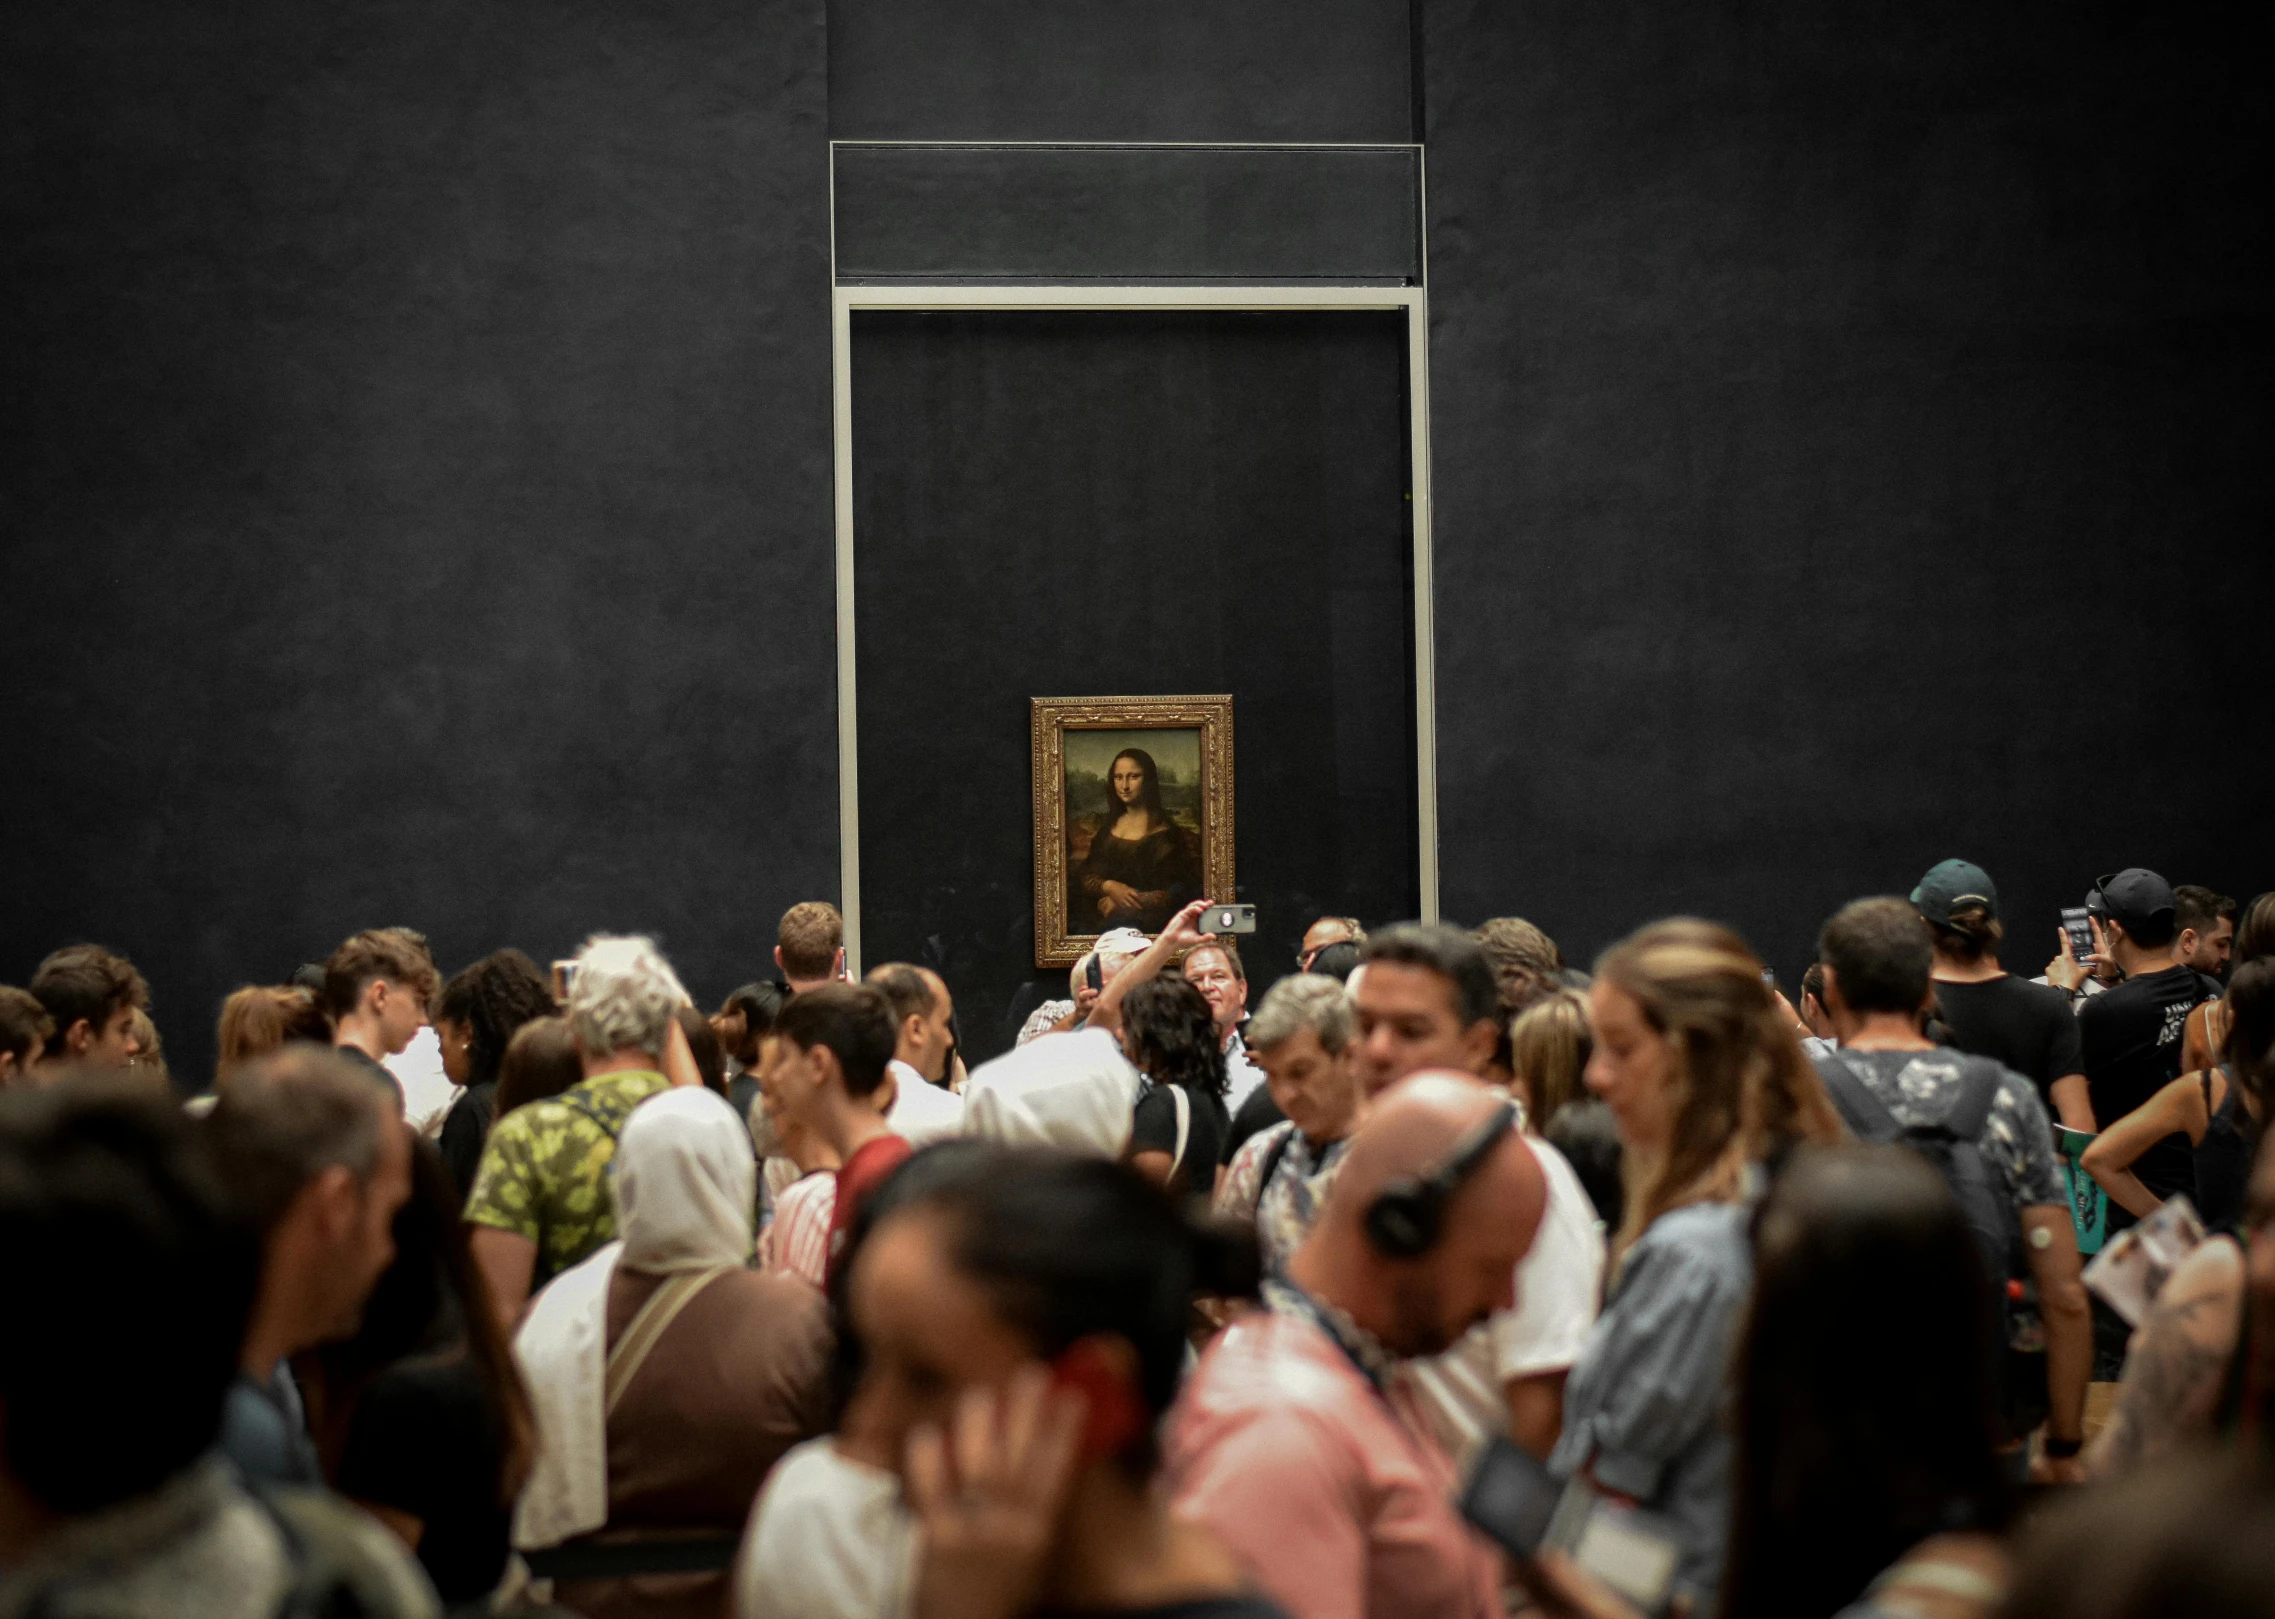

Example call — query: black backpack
[1813,1052,2021,1332]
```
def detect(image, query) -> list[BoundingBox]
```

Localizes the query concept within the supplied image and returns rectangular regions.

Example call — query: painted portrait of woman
[1072,746,1203,934]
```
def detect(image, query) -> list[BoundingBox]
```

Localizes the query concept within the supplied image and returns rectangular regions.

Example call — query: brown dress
[552,1265,833,1619]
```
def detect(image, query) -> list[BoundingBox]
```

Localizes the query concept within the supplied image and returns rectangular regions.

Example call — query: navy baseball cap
[1912,859,1999,924]
[2091,868,2177,935]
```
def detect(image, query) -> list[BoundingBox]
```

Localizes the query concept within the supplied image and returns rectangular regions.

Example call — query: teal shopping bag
[2055,1126,2108,1255]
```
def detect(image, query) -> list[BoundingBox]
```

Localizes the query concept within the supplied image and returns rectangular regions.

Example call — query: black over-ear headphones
[1363,1099,1517,1259]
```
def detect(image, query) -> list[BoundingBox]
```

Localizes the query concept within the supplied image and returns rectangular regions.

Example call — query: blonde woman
[1548,919,1841,1617]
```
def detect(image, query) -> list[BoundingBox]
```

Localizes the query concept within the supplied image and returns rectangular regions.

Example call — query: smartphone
[1198,903,1256,936]
[1460,1435,1563,1559]
[552,959,580,999]
[2060,907,2096,962]
[1760,967,1777,991]
[1085,955,1104,994]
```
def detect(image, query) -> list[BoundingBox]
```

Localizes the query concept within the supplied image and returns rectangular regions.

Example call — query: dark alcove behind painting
[848,308,1422,1056]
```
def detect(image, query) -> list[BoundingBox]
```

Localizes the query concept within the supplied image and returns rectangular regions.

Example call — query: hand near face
[907,1365,1086,1619]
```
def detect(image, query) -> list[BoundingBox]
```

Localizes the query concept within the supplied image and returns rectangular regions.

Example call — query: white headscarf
[615,1086,756,1273]
[514,1086,754,1551]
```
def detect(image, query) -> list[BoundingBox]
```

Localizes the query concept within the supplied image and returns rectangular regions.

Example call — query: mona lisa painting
[1031,695,1235,968]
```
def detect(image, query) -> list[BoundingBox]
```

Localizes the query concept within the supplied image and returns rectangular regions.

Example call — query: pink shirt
[1166,1305,1503,1619]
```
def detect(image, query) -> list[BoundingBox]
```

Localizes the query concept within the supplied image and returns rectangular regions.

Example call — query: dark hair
[1720,1144,2008,1619]
[867,963,941,1027]
[776,982,898,1098]
[203,1047,391,1231]
[867,1146,1259,1471]
[2176,885,2239,939]
[322,928,439,1020]
[1106,748,1168,827]
[0,1079,260,1512]
[1545,1096,1624,1229]
[777,901,845,982]
[1361,922,1501,1028]
[494,1016,583,1117]
[1818,898,1934,1016]
[30,944,149,1056]
[1798,961,1827,1009]
[1925,904,2004,966]
[0,986,55,1067]
[304,1135,534,1505]
[676,1004,726,1096]
[722,980,785,1034]
[2220,958,2274,1133]
[1999,1450,2275,1619]
[435,950,556,1090]
[1307,939,1363,980]
[216,984,332,1071]
[2235,893,2275,967]
[1121,977,1226,1098]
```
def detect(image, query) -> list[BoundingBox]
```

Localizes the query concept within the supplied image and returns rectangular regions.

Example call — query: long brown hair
[1594,918,1843,1255]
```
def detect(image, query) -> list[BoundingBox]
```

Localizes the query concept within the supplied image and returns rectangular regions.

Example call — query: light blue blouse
[1548,1200,1752,1614]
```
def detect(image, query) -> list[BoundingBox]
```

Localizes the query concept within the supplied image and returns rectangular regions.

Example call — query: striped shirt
[760,1171,835,1290]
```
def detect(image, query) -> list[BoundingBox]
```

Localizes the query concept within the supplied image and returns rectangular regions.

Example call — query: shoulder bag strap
[1169,1083,1192,1179]
[604,1266,733,1418]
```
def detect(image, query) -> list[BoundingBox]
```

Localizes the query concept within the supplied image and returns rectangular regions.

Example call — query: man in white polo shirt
[865,962,964,1146]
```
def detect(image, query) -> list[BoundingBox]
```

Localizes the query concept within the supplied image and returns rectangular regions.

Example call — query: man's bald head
[1294,1070,1548,1358]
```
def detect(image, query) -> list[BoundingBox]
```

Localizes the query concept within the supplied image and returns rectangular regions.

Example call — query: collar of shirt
[1262,1275,1399,1393]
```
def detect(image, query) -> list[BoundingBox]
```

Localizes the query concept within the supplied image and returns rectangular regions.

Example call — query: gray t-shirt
[1818,1048,2067,1210]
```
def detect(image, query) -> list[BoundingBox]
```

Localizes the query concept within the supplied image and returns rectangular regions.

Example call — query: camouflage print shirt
[463,1068,670,1287]
[1818,1048,2068,1210]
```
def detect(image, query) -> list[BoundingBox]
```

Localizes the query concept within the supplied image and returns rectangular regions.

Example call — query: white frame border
[830,280,1438,972]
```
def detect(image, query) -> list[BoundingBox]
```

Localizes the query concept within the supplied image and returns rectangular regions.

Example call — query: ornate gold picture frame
[1032,695,1235,969]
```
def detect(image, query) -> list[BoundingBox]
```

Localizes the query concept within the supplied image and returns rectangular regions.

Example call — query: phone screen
[1458,1437,1563,1559]
[2060,907,2096,961]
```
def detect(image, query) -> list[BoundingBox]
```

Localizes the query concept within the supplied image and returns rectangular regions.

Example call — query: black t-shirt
[1131,1083,1230,1195]
[336,1351,512,1604]
[1933,976,2084,1109]
[437,1081,497,1206]
[2078,965,2212,1218]
[1221,1082,1286,1164]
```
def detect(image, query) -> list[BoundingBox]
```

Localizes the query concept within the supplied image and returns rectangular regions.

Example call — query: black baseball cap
[2091,868,2177,935]
[1912,859,1999,924]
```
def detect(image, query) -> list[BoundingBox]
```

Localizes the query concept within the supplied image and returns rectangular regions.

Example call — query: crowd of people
[2,861,2271,1619]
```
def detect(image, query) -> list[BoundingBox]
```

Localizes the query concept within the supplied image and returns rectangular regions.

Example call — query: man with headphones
[1166,1074,1546,1619]
[1353,924,1609,1472]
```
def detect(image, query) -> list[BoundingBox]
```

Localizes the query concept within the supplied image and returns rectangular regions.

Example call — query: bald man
[1166,1073,1544,1619]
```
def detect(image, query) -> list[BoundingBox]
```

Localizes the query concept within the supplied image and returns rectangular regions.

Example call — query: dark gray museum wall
[8,0,2268,1084]
[1423,1,2271,981]
[3,0,838,1085]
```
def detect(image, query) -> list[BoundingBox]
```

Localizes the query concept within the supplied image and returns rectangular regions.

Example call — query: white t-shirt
[886,1059,965,1147]
[735,1437,915,1619]
[1399,1133,1607,1471]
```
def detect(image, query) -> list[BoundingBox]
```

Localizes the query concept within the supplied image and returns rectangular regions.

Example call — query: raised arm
[2080,1073,2213,1221]
[1085,898,1216,1038]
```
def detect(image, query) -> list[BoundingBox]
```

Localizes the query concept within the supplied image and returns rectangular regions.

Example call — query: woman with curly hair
[434,949,558,1202]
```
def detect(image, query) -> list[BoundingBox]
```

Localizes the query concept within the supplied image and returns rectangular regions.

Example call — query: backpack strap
[1257,1122,1299,1202]
[1816,1055,1903,1141]
[1944,1059,2004,1141]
